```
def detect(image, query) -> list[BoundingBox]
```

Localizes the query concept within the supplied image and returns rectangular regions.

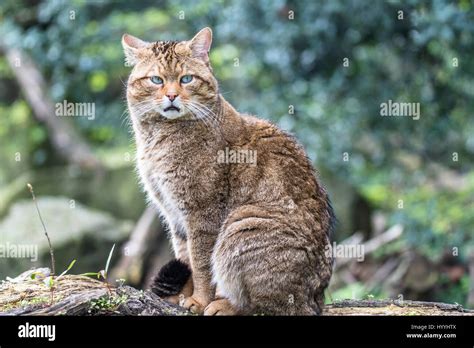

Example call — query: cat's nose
[166,93,178,102]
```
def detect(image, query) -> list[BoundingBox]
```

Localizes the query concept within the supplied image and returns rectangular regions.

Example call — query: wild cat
[122,27,335,315]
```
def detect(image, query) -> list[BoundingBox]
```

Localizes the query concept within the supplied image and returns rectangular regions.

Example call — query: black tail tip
[150,259,191,297]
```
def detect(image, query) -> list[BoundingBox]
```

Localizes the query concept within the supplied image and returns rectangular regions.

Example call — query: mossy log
[0,268,188,316]
[1,268,473,316]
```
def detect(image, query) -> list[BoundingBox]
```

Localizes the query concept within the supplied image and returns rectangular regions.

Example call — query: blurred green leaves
[89,71,108,92]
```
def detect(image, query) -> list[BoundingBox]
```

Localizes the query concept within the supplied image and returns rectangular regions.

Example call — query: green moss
[88,294,128,314]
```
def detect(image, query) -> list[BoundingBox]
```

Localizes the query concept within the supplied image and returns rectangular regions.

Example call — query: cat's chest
[137,126,225,226]
[136,133,221,215]
[138,143,187,204]
[135,143,188,236]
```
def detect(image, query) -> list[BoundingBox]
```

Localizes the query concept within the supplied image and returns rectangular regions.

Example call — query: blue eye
[150,76,163,84]
[180,75,193,84]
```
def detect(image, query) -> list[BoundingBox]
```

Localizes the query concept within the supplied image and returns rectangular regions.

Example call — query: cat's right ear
[122,34,148,67]
[189,27,213,64]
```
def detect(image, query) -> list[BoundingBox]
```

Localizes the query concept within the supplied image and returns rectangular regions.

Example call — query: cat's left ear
[122,34,149,67]
[189,27,213,63]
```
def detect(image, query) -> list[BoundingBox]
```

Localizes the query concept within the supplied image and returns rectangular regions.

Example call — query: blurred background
[0,0,473,307]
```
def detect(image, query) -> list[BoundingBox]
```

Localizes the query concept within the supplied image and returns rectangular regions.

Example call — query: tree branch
[1,45,102,170]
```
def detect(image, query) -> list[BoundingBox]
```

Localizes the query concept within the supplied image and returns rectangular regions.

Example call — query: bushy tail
[150,259,191,297]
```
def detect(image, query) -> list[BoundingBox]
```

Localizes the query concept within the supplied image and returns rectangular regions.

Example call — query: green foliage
[363,173,474,260]
[88,294,128,314]
[81,243,116,281]
[436,274,470,307]
[329,282,388,303]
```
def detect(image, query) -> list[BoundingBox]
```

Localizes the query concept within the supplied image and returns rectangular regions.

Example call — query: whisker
[186,100,217,120]
[190,100,221,122]
[187,101,220,128]
[185,103,213,131]
[186,102,214,128]
[185,102,224,139]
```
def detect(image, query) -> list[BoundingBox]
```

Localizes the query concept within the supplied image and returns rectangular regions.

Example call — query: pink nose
[167,93,177,102]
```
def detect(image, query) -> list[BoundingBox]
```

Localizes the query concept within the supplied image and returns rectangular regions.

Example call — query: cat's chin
[160,109,184,120]
[159,110,198,121]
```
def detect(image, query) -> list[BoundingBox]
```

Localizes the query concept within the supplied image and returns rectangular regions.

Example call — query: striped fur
[123,28,335,315]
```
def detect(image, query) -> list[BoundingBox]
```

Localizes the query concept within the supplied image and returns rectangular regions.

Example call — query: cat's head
[122,27,218,121]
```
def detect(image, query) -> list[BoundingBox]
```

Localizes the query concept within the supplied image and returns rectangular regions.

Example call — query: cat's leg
[203,298,237,315]
[210,211,331,316]
[169,229,191,265]
[181,213,219,314]
[203,284,237,315]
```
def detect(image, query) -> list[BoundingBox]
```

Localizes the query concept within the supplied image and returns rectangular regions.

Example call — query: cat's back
[237,113,319,189]
[239,114,309,158]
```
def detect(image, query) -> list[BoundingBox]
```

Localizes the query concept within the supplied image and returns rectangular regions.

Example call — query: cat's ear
[122,34,149,67]
[189,27,212,63]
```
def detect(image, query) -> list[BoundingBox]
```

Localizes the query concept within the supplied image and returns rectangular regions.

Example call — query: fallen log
[0,268,188,316]
[1,268,473,316]
[326,299,473,316]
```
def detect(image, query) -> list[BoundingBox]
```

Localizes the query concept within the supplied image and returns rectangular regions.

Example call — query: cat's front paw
[204,298,237,316]
[182,295,209,314]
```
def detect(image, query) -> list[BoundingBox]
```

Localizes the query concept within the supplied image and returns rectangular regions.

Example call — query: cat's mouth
[164,106,181,112]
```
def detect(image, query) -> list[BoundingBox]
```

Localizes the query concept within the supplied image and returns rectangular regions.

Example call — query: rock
[0,197,133,280]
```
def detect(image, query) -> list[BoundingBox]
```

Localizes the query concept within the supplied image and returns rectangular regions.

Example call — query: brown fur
[122,28,334,315]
